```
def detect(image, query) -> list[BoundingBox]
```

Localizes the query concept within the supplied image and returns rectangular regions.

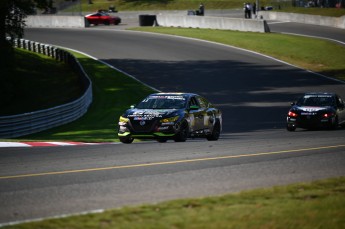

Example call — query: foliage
[16,51,155,142]
[0,0,48,73]
[0,48,83,116]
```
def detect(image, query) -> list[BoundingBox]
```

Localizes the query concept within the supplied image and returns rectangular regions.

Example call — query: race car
[286,92,345,131]
[117,93,222,143]
[85,12,121,25]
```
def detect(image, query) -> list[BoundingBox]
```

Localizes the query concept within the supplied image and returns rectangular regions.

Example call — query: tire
[207,121,220,141]
[157,138,168,143]
[119,136,134,144]
[174,120,189,142]
[286,124,296,131]
[330,116,339,130]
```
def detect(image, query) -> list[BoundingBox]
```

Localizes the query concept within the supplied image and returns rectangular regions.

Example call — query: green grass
[130,27,345,81]
[65,0,345,16]
[78,0,245,12]
[14,51,155,142]
[272,6,345,17]
[2,27,345,142]
[0,49,83,116]
[3,176,345,229]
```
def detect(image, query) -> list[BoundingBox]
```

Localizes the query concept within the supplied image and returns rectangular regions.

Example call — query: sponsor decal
[148,95,186,100]
[301,112,316,115]
[128,110,169,120]
[304,95,332,98]
[298,107,326,112]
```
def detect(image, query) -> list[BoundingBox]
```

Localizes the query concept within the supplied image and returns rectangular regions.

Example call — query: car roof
[150,92,198,97]
[303,92,336,97]
[85,12,109,16]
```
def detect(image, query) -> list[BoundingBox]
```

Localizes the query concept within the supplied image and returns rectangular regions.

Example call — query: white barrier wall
[258,12,345,29]
[26,15,87,28]
[156,15,270,33]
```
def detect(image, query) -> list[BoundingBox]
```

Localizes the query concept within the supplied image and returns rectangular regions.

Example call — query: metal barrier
[0,39,92,138]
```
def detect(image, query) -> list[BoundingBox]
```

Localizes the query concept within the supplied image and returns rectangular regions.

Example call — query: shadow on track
[103,58,345,133]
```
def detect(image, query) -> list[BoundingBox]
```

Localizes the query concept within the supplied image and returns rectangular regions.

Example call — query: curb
[0,142,118,148]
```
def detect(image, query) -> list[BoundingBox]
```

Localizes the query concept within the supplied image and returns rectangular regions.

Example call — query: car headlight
[119,116,129,124]
[160,116,179,123]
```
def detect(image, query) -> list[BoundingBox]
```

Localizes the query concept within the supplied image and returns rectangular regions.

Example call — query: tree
[0,0,48,70]
[0,0,49,110]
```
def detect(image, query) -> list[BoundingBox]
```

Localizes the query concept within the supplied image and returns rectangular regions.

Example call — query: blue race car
[286,92,345,131]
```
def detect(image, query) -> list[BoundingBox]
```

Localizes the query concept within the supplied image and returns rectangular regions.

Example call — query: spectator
[199,3,205,16]
[244,3,252,19]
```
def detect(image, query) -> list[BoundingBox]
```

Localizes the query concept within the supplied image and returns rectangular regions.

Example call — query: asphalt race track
[0,21,344,225]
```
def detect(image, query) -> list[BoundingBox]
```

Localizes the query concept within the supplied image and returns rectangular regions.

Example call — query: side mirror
[189,105,199,110]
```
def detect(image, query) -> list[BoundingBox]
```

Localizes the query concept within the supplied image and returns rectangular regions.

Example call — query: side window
[337,96,344,107]
[196,96,209,108]
[189,97,198,107]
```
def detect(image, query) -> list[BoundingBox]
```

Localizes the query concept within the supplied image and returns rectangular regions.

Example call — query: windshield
[136,95,187,109]
[296,95,336,107]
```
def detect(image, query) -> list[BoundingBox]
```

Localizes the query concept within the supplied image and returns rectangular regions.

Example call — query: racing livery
[286,92,345,131]
[118,93,222,143]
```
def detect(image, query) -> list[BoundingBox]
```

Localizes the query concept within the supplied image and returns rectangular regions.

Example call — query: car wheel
[286,124,296,131]
[157,138,168,143]
[119,136,134,144]
[174,120,188,142]
[207,121,220,141]
[330,116,339,130]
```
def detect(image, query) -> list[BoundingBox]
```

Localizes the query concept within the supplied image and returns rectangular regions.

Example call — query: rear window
[297,95,336,107]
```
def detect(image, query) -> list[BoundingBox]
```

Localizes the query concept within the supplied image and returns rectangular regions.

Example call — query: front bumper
[287,115,335,129]
[118,120,180,139]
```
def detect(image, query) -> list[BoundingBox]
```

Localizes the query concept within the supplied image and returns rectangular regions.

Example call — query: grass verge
[277,7,345,17]
[130,27,345,81]
[2,27,345,142]
[3,176,345,229]
[66,0,345,17]
[75,0,245,12]
[0,48,83,116]
[15,52,155,142]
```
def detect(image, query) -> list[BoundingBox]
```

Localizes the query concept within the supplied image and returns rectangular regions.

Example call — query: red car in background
[85,12,121,25]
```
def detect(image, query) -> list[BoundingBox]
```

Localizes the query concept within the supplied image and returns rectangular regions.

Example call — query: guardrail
[0,39,92,139]
[25,15,87,28]
[258,12,345,29]
[156,15,270,33]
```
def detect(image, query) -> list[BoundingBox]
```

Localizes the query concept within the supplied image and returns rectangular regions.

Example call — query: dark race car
[286,92,345,131]
[117,93,222,143]
[85,12,121,25]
